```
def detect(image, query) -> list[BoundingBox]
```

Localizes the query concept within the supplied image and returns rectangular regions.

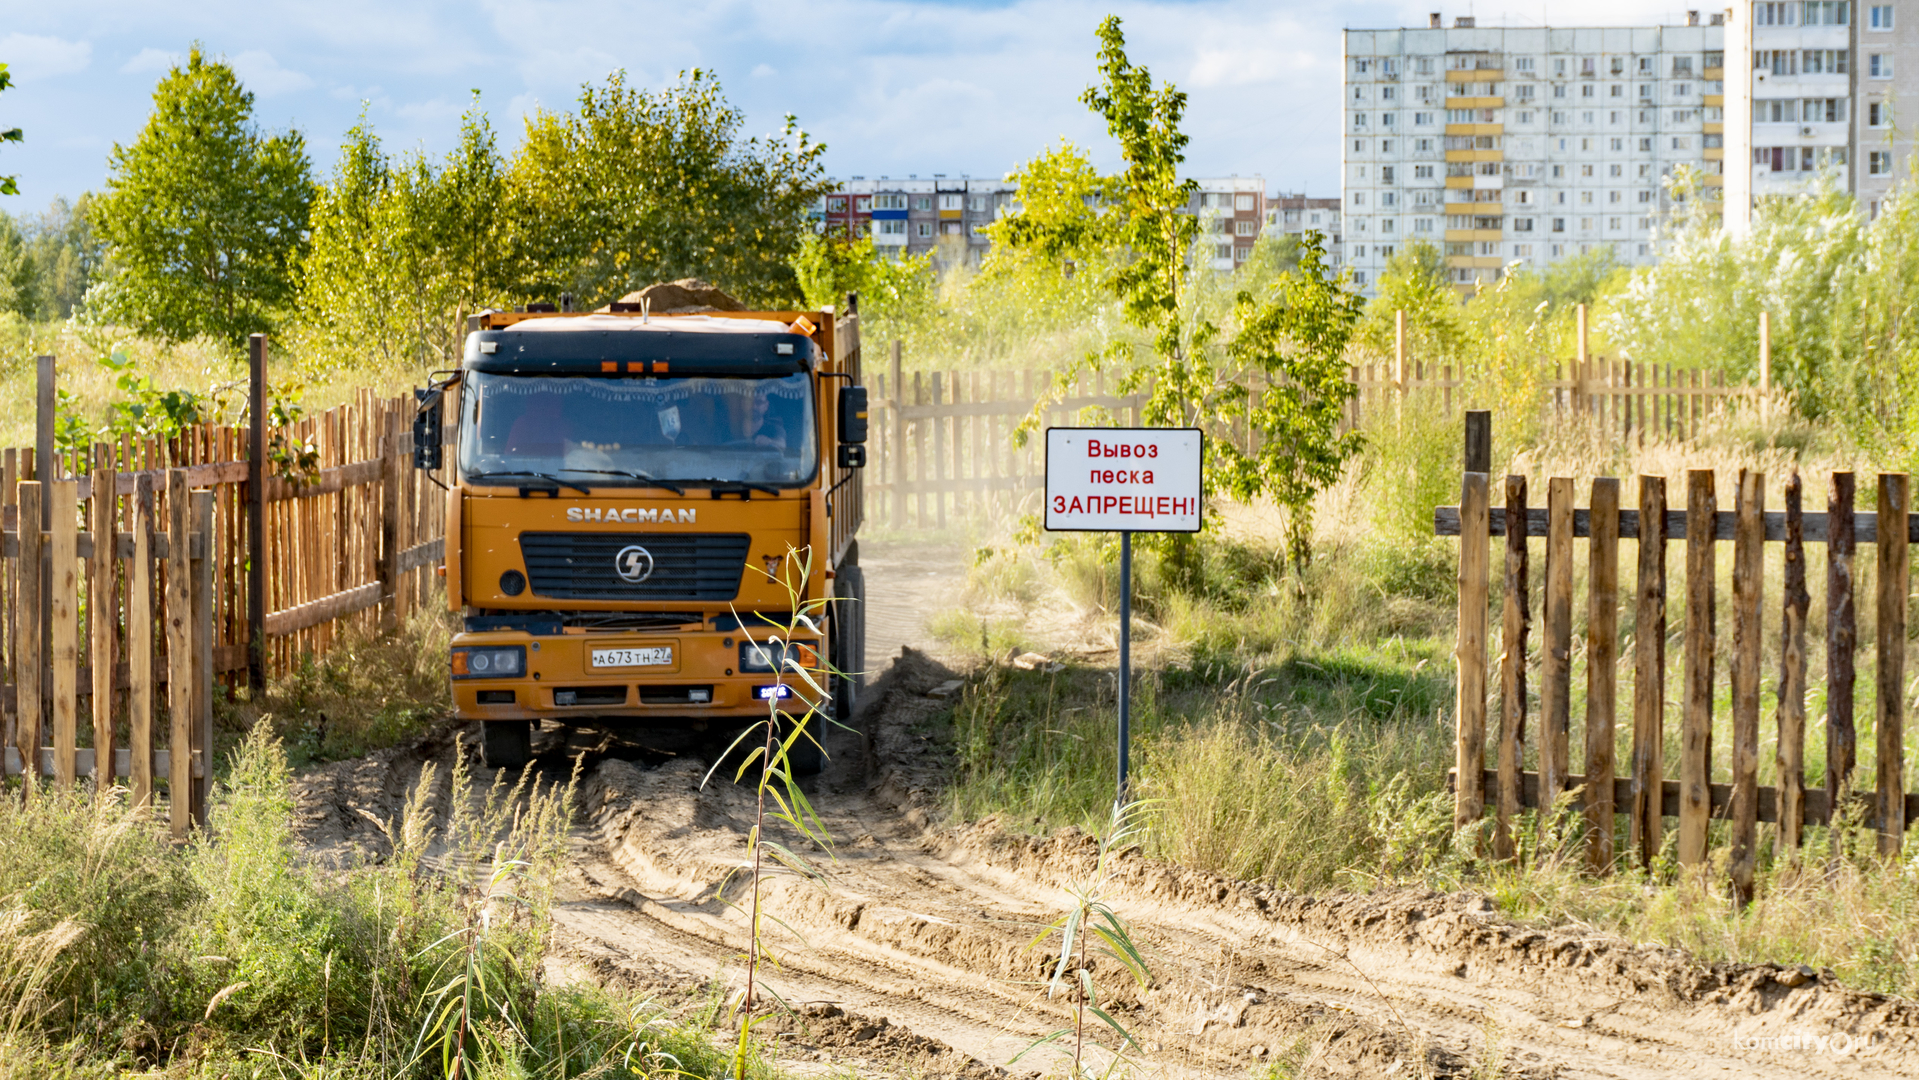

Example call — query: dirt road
[292,541,1919,1078]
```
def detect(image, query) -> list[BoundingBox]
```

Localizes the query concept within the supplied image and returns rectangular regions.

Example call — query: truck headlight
[452,646,526,679]
[739,640,819,673]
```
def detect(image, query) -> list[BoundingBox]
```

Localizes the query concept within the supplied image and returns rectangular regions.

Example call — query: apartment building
[1264,195,1346,270]
[820,175,1275,270]
[821,176,1018,265]
[1186,177,1269,270]
[1343,13,1726,294]
[1723,1,1919,224]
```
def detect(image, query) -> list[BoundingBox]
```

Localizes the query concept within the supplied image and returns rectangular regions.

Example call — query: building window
[1235,194,1256,211]
[1382,218,1396,233]
[1414,111,1433,125]
[1215,244,1232,260]
[1514,243,1533,258]
[1582,84,1595,98]
[1416,57,1434,74]
[827,197,846,212]
[1871,151,1892,175]
[1518,111,1534,123]
[1756,2,1797,25]
[1672,136,1692,150]
[1516,56,1534,71]
[1354,271,1368,287]
[1234,246,1250,263]
[1872,54,1893,78]
[1673,56,1694,76]
[854,197,870,212]
[916,222,933,238]
[1515,218,1534,232]
[1381,139,1395,152]
[1352,192,1366,207]
[1516,85,1535,100]
[1805,0,1851,24]
[1415,138,1433,151]
[1414,164,1434,178]
[1235,220,1257,236]
[1871,4,1894,29]
[1639,84,1652,100]
[1639,57,1653,74]
[1415,218,1434,233]
[1381,112,1397,127]
[1552,217,1566,232]
[873,194,906,210]
[877,220,905,235]
[1639,190,1654,203]
[938,194,961,210]
[1354,58,1371,74]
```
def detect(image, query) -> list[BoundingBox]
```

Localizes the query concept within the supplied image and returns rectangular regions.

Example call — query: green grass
[0,729,765,1079]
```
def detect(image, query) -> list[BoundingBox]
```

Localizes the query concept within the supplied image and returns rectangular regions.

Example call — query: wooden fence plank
[15,481,40,786]
[90,460,116,784]
[1632,475,1667,867]
[1729,470,1764,903]
[166,469,190,841]
[130,474,153,807]
[1879,473,1908,857]
[1828,472,1858,849]
[50,479,77,789]
[1497,474,1528,861]
[191,490,214,826]
[1777,473,1809,856]
[1586,477,1620,871]
[1542,477,1574,820]
[1680,469,1717,867]
[1454,472,1489,832]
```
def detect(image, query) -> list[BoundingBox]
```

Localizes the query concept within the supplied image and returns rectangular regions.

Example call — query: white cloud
[119,47,178,75]
[0,33,93,80]
[751,63,777,78]
[229,50,316,96]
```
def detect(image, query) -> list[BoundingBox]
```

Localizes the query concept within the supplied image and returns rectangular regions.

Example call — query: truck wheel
[481,720,532,769]
[832,561,867,726]
[782,715,826,777]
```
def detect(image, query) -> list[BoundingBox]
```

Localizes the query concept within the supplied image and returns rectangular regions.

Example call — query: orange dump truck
[411,303,868,769]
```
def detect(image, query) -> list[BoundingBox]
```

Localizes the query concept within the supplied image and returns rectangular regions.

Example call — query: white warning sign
[1043,428,1203,533]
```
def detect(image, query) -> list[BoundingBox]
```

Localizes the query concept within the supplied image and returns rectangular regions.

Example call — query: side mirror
[412,388,443,471]
[837,385,869,444]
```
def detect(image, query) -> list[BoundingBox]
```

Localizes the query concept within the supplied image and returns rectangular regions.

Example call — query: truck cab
[415,305,868,769]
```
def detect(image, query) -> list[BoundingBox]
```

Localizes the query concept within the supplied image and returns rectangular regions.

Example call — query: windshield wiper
[553,468,686,495]
[700,480,782,499]
[466,470,592,495]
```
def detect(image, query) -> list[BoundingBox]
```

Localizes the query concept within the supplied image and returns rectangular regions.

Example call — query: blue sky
[2,0,1699,213]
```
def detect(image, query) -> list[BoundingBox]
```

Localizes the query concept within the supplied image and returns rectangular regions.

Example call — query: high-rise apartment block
[1725,1,1917,224]
[1343,13,1726,293]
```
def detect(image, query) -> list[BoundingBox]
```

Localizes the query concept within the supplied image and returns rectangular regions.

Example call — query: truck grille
[519,532,751,601]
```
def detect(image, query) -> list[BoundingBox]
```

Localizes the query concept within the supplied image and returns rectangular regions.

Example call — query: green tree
[791,232,936,348]
[0,210,34,316]
[998,17,1363,569]
[1356,239,1464,362]
[297,99,507,372]
[92,47,312,347]
[0,63,20,196]
[507,69,832,308]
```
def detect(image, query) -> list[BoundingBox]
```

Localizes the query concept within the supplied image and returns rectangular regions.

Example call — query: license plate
[590,646,672,668]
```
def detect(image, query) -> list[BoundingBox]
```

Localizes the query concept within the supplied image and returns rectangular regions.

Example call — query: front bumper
[448,628,823,722]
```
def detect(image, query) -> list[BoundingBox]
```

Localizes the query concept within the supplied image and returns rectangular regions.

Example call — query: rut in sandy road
[294,647,1919,1079]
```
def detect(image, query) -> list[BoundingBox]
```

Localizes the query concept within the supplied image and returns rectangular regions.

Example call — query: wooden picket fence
[1440,452,1913,898]
[2,344,446,829]
[866,352,1742,532]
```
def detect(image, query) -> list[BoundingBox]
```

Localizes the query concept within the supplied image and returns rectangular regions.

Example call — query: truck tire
[832,561,867,726]
[481,720,532,769]
[782,715,826,777]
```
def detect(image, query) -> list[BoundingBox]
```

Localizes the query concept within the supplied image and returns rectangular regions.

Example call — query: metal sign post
[1044,427,1203,807]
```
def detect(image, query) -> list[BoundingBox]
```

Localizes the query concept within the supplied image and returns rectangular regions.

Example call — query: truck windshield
[458,372,817,487]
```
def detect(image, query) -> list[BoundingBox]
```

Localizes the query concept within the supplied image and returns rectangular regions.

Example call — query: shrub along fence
[2,341,446,832]
[1439,420,1908,899]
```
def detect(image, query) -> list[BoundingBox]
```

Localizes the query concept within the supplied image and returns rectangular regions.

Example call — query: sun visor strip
[463,330,816,376]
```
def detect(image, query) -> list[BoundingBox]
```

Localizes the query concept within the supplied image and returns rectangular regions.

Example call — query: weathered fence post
[247,334,267,696]
[1729,470,1764,903]
[1877,473,1908,857]
[90,451,117,786]
[191,489,214,827]
[1680,469,1717,867]
[1455,470,1489,832]
[1632,475,1667,867]
[167,469,191,840]
[1541,478,1574,820]
[1586,477,1620,871]
[130,474,154,807]
[1776,473,1809,857]
[1496,474,1528,861]
[50,479,78,789]
[1827,472,1857,851]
